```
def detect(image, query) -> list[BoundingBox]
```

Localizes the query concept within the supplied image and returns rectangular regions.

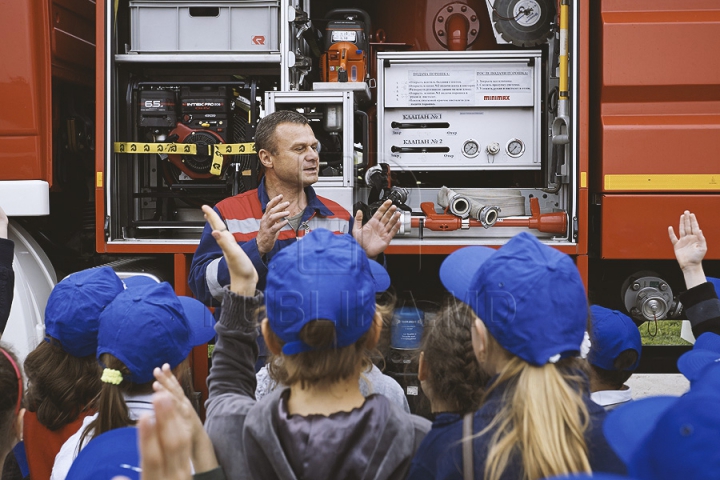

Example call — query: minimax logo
[252,36,266,45]
[484,95,510,101]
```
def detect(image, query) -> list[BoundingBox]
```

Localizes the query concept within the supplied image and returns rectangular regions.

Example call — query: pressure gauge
[462,139,480,158]
[506,138,525,158]
[514,0,542,27]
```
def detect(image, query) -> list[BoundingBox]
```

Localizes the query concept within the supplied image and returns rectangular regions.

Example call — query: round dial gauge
[462,140,480,158]
[513,0,542,28]
[506,138,525,158]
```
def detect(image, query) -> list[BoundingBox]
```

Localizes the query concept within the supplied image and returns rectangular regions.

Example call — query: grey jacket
[205,289,430,480]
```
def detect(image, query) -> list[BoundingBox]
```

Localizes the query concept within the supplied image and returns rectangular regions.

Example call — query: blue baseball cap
[97,282,216,383]
[265,229,390,356]
[440,232,588,366]
[66,427,140,480]
[121,274,159,289]
[588,305,641,371]
[677,332,720,382]
[605,361,720,479]
[44,267,125,358]
[603,395,677,466]
[707,276,720,295]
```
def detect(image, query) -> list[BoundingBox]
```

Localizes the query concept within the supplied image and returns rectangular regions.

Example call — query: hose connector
[474,205,500,228]
[438,186,499,227]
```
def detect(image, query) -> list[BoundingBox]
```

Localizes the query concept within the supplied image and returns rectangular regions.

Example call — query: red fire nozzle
[408,198,567,235]
[494,197,567,234]
[410,202,485,231]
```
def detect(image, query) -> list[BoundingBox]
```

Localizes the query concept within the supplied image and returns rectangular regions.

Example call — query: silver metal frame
[376,50,542,172]
[264,90,355,190]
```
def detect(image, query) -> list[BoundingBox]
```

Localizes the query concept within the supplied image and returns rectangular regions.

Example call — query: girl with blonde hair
[408,232,625,480]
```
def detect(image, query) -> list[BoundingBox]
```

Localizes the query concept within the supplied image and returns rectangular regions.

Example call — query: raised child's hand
[153,364,219,474]
[668,210,707,289]
[202,205,258,296]
[137,392,193,480]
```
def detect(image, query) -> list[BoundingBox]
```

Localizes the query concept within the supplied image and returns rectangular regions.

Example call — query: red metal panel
[576,254,589,291]
[174,253,210,419]
[95,0,105,254]
[577,0,590,256]
[601,195,720,259]
[0,0,52,183]
[602,114,720,177]
[596,1,720,190]
[602,11,720,88]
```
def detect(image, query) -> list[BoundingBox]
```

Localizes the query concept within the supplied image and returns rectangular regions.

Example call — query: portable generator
[320,9,370,83]
[137,86,230,179]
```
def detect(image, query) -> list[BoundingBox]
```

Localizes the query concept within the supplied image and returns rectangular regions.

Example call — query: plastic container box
[129,1,279,53]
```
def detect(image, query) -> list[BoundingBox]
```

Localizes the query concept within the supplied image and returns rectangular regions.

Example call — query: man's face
[266,123,319,188]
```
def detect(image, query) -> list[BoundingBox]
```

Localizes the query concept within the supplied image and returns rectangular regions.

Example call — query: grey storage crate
[129,1,279,53]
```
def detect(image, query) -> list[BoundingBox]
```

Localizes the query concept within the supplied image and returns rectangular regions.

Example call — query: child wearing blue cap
[23,266,125,480]
[407,232,625,480]
[587,306,642,410]
[50,281,219,480]
[201,205,430,480]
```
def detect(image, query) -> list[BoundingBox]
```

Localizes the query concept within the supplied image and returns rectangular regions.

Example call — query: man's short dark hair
[254,110,309,154]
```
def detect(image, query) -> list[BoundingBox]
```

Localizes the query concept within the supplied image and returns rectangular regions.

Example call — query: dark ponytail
[78,353,153,451]
[421,299,488,414]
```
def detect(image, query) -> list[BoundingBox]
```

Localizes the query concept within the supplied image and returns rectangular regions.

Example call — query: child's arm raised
[669,210,707,290]
[202,205,263,479]
[202,205,258,296]
[670,210,720,338]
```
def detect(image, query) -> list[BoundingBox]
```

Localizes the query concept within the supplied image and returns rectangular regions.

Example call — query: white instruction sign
[476,66,534,105]
[406,70,475,106]
[384,61,535,108]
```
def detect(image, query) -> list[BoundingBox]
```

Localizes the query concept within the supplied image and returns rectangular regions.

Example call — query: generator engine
[320,9,370,83]
[137,86,243,180]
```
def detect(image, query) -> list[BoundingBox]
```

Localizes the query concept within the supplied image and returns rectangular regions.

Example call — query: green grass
[638,320,692,346]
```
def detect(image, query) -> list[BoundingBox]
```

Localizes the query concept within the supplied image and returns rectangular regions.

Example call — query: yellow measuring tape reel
[113,142,256,176]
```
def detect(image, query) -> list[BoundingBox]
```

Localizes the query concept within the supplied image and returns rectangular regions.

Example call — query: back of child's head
[440,232,592,480]
[86,281,215,440]
[587,305,641,391]
[0,342,23,456]
[420,299,487,414]
[24,341,101,431]
[25,267,124,430]
[263,229,390,389]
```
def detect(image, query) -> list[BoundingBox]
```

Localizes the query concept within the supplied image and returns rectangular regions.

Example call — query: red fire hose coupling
[407,197,567,235]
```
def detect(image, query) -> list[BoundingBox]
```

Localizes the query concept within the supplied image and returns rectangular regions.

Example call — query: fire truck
[2,0,719,408]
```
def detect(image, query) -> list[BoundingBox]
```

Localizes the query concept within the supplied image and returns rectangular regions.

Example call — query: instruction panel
[385,62,535,108]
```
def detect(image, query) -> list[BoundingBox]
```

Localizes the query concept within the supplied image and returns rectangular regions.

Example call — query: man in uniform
[190,110,400,303]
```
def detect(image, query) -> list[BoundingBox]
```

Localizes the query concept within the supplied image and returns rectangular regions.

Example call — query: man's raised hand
[256,194,290,256]
[353,200,402,259]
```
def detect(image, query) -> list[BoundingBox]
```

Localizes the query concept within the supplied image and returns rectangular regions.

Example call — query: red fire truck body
[2,0,720,387]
